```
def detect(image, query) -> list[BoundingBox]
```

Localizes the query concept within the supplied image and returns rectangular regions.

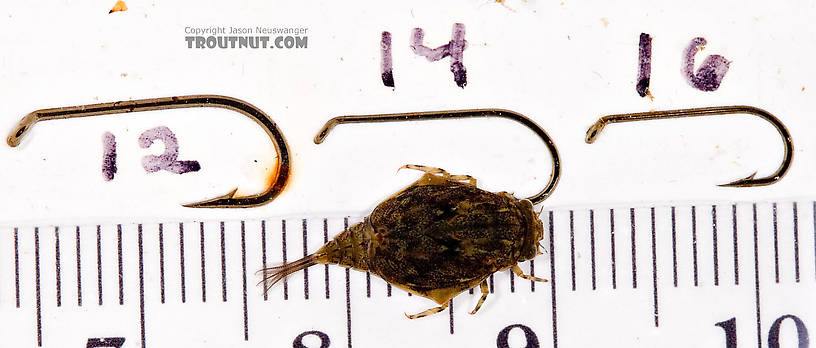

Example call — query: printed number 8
[293,330,330,348]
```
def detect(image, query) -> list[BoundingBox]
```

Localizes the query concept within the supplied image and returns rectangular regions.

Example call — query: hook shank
[315,109,560,204]
[8,95,290,208]
[585,105,792,187]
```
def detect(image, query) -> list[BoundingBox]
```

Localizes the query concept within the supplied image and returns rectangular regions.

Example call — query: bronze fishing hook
[585,105,792,187]
[7,95,290,208]
[314,109,560,204]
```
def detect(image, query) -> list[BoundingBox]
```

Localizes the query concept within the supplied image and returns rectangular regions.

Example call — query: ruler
[1,201,813,347]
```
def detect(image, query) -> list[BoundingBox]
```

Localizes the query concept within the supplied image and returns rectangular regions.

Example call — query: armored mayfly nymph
[260,164,547,319]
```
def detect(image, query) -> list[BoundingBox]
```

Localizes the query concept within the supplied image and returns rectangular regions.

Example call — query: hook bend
[8,95,291,208]
[315,109,560,204]
[585,105,792,187]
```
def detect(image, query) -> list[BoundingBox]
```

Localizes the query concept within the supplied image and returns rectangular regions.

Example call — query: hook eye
[8,95,291,208]
[314,109,561,204]
[586,105,793,187]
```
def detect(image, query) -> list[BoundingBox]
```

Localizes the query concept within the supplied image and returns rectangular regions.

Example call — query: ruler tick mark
[344,217,352,348]
[76,226,82,307]
[489,274,494,293]
[302,219,309,300]
[671,207,678,287]
[366,272,371,298]
[346,267,352,348]
[449,299,454,335]
[35,227,42,347]
[752,203,763,348]
[650,207,659,327]
[590,209,596,290]
[733,204,740,286]
[549,211,558,348]
[793,202,800,282]
[97,225,103,306]
[712,205,720,286]
[138,224,146,348]
[773,203,780,283]
[159,223,165,304]
[630,208,637,289]
[55,226,61,307]
[509,268,515,293]
[282,220,288,301]
[241,221,249,341]
[199,222,206,303]
[530,258,536,292]
[14,227,20,308]
[692,206,699,287]
[323,219,330,299]
[569,210,576,291]
[220,221,227,302]
[118,224,124,305]
[179,223,186,303]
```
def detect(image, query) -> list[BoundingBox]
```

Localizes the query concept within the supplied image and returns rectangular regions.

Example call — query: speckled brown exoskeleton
[262,109,560,318]
[261,164,551,318]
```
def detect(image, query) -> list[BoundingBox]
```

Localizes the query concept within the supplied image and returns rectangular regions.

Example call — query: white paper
[1,1,815,347]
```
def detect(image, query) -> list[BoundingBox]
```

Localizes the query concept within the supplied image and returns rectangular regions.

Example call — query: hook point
[182,187,239,208]
[719,172,762,187]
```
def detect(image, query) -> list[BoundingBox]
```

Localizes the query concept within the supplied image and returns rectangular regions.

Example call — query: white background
[1,0,814,224]
[2,2,816,347]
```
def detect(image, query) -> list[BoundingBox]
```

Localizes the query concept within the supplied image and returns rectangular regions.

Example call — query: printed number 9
[497,324,540,348]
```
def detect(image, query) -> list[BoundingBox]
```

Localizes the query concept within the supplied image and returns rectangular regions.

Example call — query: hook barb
[314,109,560,204]
[585,105,792,187]
[8,95,291,208]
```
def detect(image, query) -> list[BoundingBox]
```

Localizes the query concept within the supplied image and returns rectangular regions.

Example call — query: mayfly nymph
[260,164,547,318]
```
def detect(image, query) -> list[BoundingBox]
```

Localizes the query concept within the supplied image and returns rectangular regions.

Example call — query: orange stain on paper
[109,1,128,13]
[234,156,285,197]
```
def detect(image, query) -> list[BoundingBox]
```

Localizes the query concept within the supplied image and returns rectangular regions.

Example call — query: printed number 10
[716,316,809,348]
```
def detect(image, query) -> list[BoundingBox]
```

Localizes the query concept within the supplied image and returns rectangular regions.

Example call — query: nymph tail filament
[259,254,321,294]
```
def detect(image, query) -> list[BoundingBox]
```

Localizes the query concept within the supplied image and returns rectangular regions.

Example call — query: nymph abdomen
[367,183,541,295]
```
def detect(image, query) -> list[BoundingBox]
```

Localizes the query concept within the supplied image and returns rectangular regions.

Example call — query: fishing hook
[7,95,290,208]
[314,109,560,204]
[585,105,792,187]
